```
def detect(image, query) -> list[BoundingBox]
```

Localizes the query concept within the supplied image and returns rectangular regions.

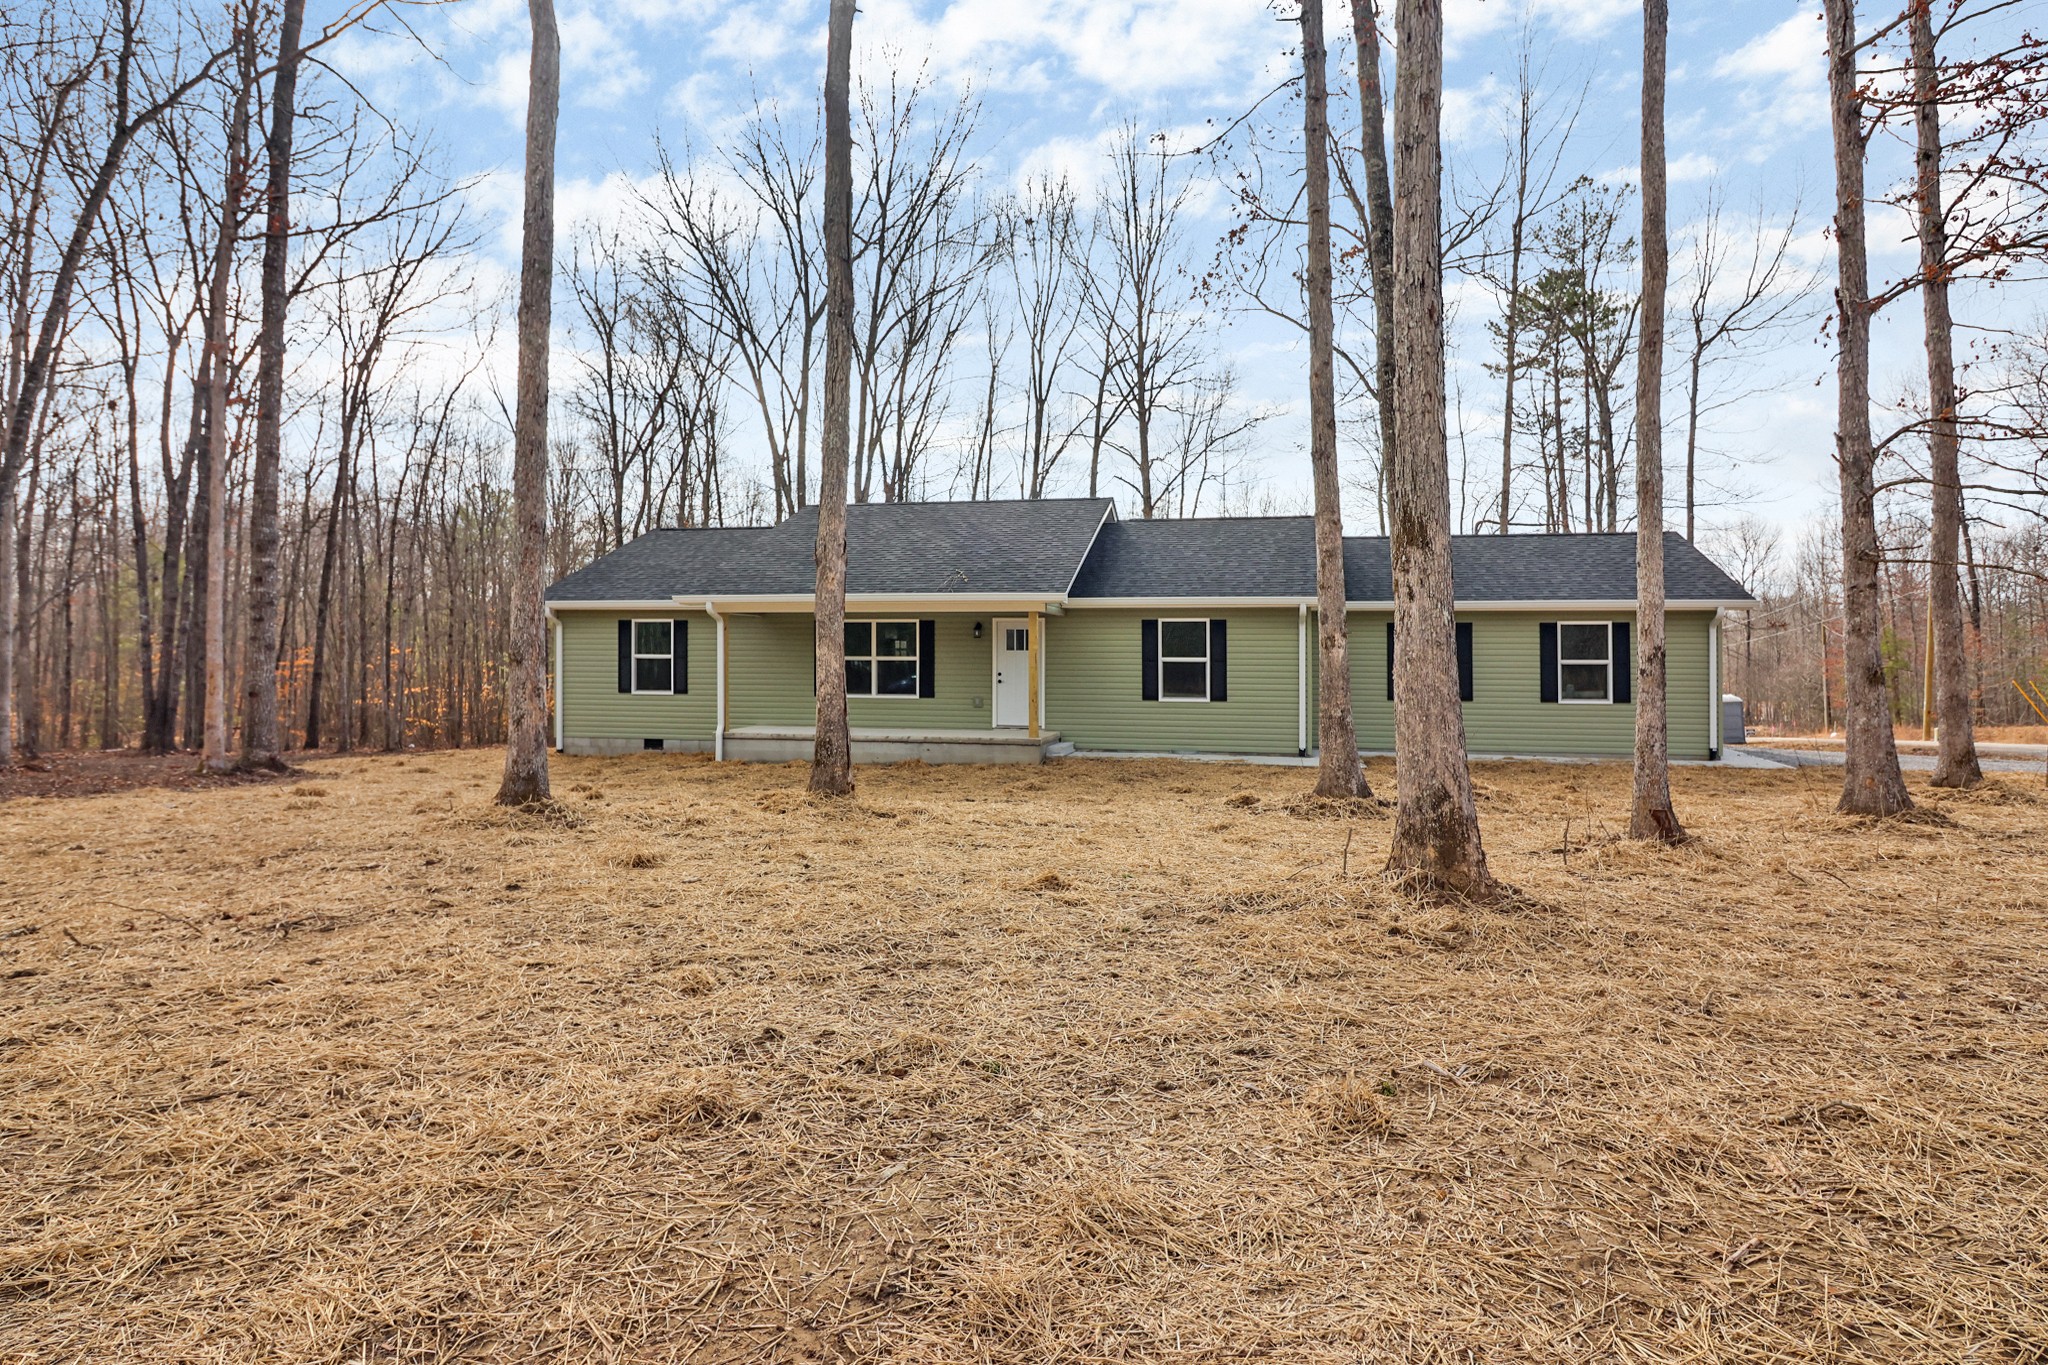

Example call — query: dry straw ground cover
[2,751,2045,1363]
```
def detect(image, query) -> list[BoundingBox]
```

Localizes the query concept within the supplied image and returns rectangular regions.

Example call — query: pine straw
[2,753,2045,1364]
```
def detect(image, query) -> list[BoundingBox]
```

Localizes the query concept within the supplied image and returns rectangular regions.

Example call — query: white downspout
[549,609,563,751]
[1297,603,1308,757]
[1709,607,1722,760]
[705,600,726,762]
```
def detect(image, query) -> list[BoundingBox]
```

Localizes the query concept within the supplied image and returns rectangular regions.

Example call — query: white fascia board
[1340,598,1756,612]
[1065,596,1317,609]
[677,593,1071,612]
[547,599,696,611]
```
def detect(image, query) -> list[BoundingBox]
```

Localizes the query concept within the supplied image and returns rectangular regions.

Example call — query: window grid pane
[876,621,917,657]
[843,621,872,656]
[1161,660,1207,699]
[1159,620,1208,658]
[846,658,874,695]
[635,657,673,693]
[1559,624,1608,663]
[1560,663,1608,702]
[877,659,918,695]
[634,620,672,656]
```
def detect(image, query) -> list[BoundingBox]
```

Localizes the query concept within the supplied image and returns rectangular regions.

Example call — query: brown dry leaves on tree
[2,752,2045,1362]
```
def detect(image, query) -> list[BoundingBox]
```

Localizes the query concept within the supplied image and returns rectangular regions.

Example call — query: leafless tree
[241,0,307,772]
[200,8,259,775]
[565,228,727,546]
[1386,0,1496,897]
[1630,0,1683,842]
[995,175,1085,497]
[495,0,556,807]
[1299,0,1368,800]
[1483,32,1584,533]
[810,0,856,798]
[1823,0,1913,816]
[1347,0,1397,533]
[0,2,226,766]
[850,72,985,504]
[1676,185,1820,542]
[1098,125,1205,519]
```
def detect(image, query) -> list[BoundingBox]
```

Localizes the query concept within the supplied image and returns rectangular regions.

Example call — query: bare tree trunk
[1349,0,1397,525]
[1630,0,1684,841]
[202,15,258,774]
[810,0,857,798]
[1495,71,1535,533]
[496,0,558,807]
[1301,0,1367,798]
[242,0,307,772]
[1912,1,1980,789]
[0,485,12,766]
[1385,0,1496,898]
[1824,0,1912,816]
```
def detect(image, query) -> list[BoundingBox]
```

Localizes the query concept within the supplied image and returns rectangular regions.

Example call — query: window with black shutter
[1385,619,1474,701]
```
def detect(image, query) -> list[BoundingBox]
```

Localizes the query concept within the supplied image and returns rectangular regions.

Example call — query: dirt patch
[0,751,2044,1362]
[0,749,308,802]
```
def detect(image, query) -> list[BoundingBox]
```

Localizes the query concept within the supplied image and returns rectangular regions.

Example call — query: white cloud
[1445,0,1639,55]
[1713,12,1823,84]
[843,0,1281,103]
[1671,152,1719,182]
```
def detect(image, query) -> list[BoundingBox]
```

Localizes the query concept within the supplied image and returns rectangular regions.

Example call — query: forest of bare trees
[0,0,2044,773]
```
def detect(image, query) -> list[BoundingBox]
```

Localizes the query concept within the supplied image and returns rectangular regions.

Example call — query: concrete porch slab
[721,725,1062,766]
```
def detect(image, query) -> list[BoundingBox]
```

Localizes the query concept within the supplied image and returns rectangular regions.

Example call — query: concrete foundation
[559,737,714,757]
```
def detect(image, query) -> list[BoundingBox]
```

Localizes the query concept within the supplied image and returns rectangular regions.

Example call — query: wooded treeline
[0,0,2043,761]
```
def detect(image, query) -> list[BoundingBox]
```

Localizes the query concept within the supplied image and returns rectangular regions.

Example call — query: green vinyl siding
[1045,608,1306,754]
[727,612,1001,730]
[1347,609,1717,760]
[557,601,1719,759]
[557,609,715,742]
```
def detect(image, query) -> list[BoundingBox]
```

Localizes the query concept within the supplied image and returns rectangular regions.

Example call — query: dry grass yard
[2,751,2045,1364]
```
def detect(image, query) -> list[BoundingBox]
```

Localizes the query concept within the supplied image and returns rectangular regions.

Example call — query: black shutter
[1386,621,1395,701]
[1140,619,1159,701]
[918,619,937,698]
[1611,621,1632,704]
[618,619,633,693]
[672,618,688,695]
[1539,621,1558,703]
[1208,619,1228,702]
[1456,620,1474,702]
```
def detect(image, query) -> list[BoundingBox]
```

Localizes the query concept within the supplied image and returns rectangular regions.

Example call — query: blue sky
[334,0,2027,541]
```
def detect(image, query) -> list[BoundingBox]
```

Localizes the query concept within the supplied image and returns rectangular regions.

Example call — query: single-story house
[543,497,1754,765]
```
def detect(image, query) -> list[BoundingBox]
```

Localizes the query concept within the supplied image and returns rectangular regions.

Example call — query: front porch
[721,725,1064,766]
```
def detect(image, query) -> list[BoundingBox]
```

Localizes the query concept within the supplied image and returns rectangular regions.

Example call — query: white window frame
[631,618,675,695]
[845,618,921,699]
[1158,617,1212,703]
[1557,620,1613,705]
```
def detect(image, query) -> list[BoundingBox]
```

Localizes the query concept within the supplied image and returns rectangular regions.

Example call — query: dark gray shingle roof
[1066,517,1318,598]
[547,502,1754,605]
[545,527,791,601]
[1070,519,1753,603]
[546,498,1114,601]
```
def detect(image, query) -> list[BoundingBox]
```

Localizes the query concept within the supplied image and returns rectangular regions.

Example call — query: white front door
[992,617,1030,728]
